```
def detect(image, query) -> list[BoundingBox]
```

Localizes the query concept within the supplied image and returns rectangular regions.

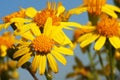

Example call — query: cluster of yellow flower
[0,0,120,79]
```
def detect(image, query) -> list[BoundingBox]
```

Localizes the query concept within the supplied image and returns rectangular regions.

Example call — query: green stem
[88,13,99,26]
[87,48,99,80]
[108,45,115,80]
[105,41,115,80]
[98,53,109,80]
[45,69,52,80]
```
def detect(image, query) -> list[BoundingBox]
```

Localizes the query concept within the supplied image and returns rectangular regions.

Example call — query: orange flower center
[96,16,120,37]
[2,9,26,23]
[32,34,55,53]
[33,9,61,27]
[83,0,106,15]
[0,33,14,48]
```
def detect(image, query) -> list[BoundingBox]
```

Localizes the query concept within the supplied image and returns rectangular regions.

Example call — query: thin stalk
[105,41,115,80]
[87,47,99,80]
[26,67,38,80]
[45,69,52,80]
[108,45,115,80]
[98,53,109,80]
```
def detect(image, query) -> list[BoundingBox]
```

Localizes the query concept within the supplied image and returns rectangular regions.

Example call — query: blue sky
[0,0,115,80]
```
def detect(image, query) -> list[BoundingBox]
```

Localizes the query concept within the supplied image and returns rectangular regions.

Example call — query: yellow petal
[25,7,37,18]
[104,4,120,12]
[102,7,118,18]
[31,55,40,73]
[80,34,99,48]
[13,47,30,58]
[47,54,58,73]
[44,17,52,36]
[14,23,31,36]
[21,31,34,40]
[10,18,32,23]
[51,50,66,65]
[52,30,73,47]
[109,36,120,48]
[94,36,106,50]
[60,22,82,28]
[68,7,87,15]
[4,23,11,29]
[52,30,65,44]
[53,46,73,55]
[0,24,4,30]
[57,5,65,16]
[77,33,92,42]
[0,45,7,57]
[17,52,32,67]
[39,55,46,75]
[30,23,41,36]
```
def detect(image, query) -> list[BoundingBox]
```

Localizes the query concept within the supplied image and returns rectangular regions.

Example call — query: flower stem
[87,47,99,80]
[106,41,115,80]
[45,69,52,80]
[97,52,109,80]
[26,67,38,80]
[108,45,115,80]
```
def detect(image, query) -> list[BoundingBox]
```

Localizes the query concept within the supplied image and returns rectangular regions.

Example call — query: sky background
[0,0,115,80]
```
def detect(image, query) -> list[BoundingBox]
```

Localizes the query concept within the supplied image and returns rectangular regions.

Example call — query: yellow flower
[0,32,15,57]
[13,17,73,75]
[0,8,27,30]
[75,15,120,50]
[69,0,120,18]
[11,2,81,32]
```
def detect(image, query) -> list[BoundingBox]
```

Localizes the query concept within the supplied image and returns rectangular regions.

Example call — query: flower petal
[104,4,120,12]
[60,22,82,28]
[53,46,73,55]
[31,55,40,73]
[51,50,66,65]
[44,17,52,36]
[109,36,120,48]
[17,52,32,67]
[80,34,99,48]
[102,7,118,18]
[57,5,65,16]
[94,36,106,50]
[77,33,92,42]
[13,47,30,58]
[21,31,34,40]
[30,23,41,36]
[0,45,7,57]
[39,55,46,75]
[10,18,32,23]
[47,54,58,73]
[68,6,87,15]
[25,7,37,18]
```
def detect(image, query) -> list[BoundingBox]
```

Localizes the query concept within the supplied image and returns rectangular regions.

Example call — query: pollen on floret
[33,9,61,27]
[2,9,26,23]
[96,15,120,37]
[32,34,55,54]
[83,0,106,15]
[0,32,15,48]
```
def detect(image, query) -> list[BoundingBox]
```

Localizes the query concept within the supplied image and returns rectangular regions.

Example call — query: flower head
[13,17,73,75]
[74,15,120,50]
[11,2,81,34]
[0,8,26,30]
[69,0,120,18]
[0,32,15,57]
